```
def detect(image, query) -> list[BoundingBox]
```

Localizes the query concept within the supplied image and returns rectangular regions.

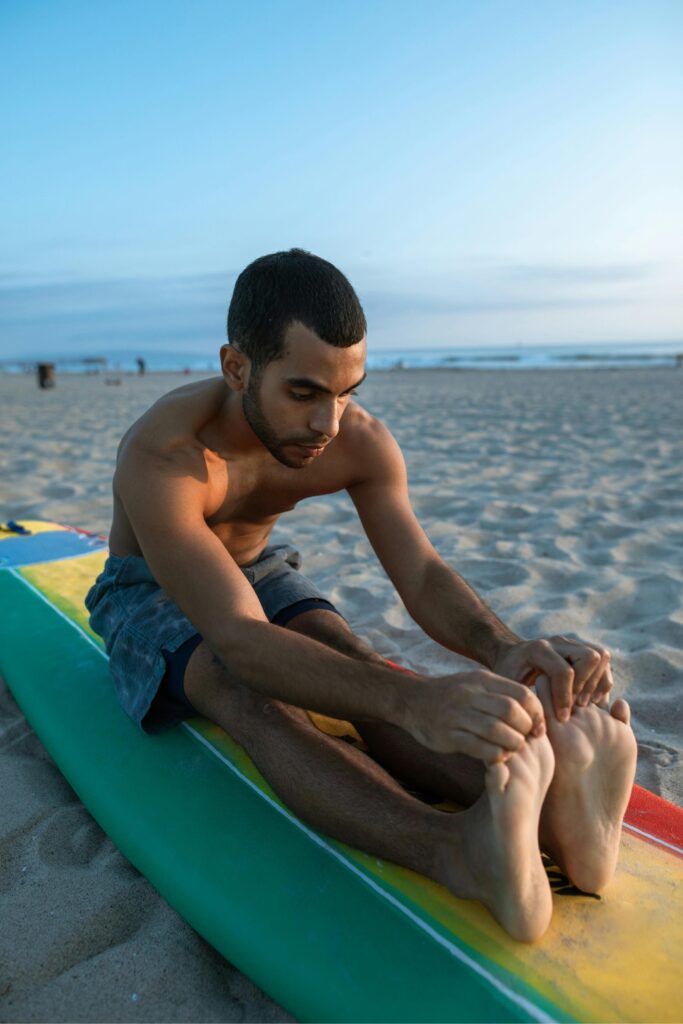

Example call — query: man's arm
[347,417,612,721]
[347,418,521,664]
[116,442,544,759]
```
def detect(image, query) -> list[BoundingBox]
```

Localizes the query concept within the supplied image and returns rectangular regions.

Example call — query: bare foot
[537,675,637,893]
[435,735,555,942]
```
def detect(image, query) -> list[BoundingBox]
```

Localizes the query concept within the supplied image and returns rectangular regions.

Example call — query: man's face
[242,322,367,468]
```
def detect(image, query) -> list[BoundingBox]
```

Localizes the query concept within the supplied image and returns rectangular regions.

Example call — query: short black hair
[227,248,366,375]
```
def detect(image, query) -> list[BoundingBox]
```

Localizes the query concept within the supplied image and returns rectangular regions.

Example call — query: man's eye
[290,392,314,402]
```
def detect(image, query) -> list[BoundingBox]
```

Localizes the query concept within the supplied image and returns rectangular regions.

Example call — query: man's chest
[202,452,347,525]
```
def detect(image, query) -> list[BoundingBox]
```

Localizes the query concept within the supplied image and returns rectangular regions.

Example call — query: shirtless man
[86,248,637,942]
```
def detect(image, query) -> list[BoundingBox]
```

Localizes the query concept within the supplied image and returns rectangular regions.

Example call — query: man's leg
[182,632,554,941]
[284,609,637,894]
[282,608,490,801]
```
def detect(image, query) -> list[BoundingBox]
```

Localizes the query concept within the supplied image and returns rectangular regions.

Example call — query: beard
[242,377,310,468]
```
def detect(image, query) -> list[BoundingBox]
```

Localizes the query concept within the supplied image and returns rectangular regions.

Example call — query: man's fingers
[562,640,605,697]
[447,729,511,765]
[474,691,534,736]
[589,659,614,707]
[483,674,546,735]
[522,640,575,721]
[458,708,529,752]
[495,635,614,721]
[573,644,612,706]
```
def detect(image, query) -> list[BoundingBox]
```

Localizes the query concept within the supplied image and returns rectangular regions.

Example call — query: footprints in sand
[634,740,682,802]
[6,872,158,987]
[37,805,110,867]
[42,482,78,500]
[586,576,680,630]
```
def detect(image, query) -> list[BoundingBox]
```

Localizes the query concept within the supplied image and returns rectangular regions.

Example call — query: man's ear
[220,344,249,392]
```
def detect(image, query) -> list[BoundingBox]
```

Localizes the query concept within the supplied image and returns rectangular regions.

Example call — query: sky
[1,0,682,360]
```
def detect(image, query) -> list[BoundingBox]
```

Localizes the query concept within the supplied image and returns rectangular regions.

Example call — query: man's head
[222,249,367,468]
[227,248,367,378]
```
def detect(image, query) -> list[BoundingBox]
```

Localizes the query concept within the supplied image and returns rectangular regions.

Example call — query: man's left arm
[347,418,613,722]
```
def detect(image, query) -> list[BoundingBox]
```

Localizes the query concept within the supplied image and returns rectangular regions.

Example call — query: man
[86,249,637,942]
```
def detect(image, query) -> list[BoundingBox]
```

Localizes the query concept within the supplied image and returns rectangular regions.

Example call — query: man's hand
[492,636,613,723]
[401,671,546,763]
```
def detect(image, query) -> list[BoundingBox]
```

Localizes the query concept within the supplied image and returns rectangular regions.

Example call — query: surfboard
[1,519,682,1023]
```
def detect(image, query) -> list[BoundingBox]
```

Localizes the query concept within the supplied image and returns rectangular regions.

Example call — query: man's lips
[294,443,326,456]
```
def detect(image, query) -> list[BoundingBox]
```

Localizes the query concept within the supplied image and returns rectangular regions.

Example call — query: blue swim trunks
[85,544,341,733]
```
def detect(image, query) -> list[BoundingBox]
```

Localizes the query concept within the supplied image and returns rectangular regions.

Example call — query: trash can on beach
[37,363,56,388]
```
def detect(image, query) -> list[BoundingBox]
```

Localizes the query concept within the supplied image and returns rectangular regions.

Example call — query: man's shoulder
[339,403,402,484]
[116,414,197,476]
[342,401,391,445]
[115,378,224,485]
[120,378,224,456]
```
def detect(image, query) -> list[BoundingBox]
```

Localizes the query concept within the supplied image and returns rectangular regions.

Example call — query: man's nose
[309,401,340,440]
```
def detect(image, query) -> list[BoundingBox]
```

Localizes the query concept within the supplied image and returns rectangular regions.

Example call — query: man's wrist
[372,663,426,731]
[486,631,522,672]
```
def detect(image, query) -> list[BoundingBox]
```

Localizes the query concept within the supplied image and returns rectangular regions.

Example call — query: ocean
[1,340,681,374]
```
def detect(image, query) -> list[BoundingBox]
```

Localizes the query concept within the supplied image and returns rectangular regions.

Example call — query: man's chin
[268,446,308,469]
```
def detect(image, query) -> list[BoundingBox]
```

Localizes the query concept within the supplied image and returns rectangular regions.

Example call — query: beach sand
[1,366,681,1021]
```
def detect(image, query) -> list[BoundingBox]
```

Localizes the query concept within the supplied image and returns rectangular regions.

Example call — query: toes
[486,761,510,794]
[526,733,556,780]
[610,698,630,726]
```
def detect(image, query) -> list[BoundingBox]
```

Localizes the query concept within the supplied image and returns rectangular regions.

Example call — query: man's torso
[109,376,372,565]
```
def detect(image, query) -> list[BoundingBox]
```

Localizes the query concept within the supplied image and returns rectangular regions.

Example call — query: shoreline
[2,361,682,375]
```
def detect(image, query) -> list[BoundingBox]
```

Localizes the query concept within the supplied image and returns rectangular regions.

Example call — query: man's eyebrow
[285,371,367,395]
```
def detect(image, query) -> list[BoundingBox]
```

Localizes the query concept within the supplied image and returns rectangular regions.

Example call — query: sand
[1,366,682,1021]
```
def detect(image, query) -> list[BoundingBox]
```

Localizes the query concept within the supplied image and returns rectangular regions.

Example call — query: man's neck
[197,386,269,463]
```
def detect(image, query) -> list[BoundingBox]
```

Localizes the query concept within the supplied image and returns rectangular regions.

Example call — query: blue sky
[1,0,682,359]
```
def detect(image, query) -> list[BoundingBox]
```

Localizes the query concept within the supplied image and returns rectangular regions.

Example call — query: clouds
[0,258,677,360]
[359,259,680,346]
[505,263,656,286]
[0,272,237,358]
[359,260,657,322]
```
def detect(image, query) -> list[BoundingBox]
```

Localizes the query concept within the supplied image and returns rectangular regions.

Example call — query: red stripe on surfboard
[385,661,683,853]
[625,784,683,851]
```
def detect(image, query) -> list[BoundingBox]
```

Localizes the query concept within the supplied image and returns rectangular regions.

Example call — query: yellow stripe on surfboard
[21,549,107,645]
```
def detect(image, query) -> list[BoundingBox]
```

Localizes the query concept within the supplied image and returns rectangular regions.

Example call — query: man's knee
[184,641,263,727]
[284,608,382,663]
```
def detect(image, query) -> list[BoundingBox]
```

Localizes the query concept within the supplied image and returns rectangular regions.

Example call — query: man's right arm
[117,446,544,760]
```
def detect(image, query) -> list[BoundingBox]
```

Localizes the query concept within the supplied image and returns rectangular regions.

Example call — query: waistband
[103,543,301,589]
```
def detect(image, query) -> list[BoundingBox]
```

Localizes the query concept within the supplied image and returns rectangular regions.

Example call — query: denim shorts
[85,544,341,733]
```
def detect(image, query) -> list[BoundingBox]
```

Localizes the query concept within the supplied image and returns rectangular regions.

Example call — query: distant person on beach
[86,249,636,941]
[136,357,146,375]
